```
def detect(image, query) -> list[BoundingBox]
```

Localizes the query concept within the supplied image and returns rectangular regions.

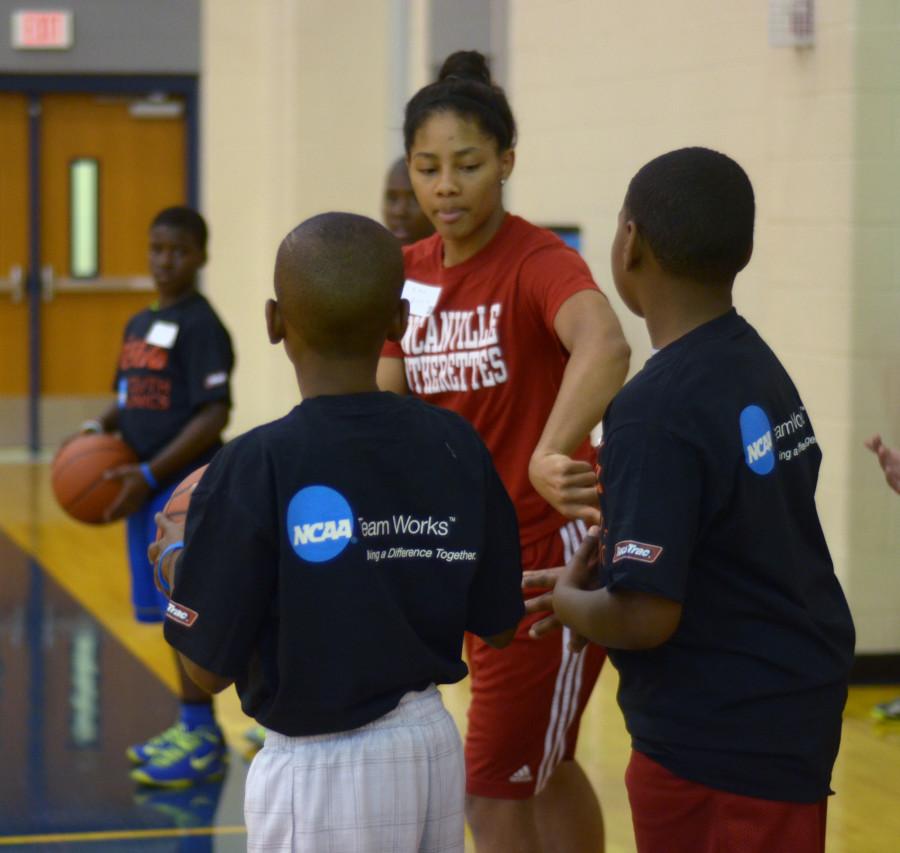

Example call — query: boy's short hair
[151,206,208,252]
[276,213,404,358]
[625,147,754,284]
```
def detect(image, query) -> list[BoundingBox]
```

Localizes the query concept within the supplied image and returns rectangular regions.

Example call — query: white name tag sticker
[145,321,179,349]
[402,280,442,317]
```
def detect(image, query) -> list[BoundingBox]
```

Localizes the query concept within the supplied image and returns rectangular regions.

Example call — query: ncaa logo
[740,405,775,476]
[286,486,354,563]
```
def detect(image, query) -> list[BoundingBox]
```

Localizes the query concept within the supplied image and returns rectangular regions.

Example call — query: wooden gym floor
[0,459,898,852]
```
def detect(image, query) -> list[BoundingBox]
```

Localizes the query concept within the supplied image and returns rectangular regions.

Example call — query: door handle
[7,265,23,303]
[41,264,54,302]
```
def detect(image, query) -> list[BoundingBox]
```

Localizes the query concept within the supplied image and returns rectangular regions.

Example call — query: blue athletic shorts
[126,482,179,623]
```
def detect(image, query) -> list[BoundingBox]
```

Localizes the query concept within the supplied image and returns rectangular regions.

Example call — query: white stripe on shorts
[535,521,588,794]
[244,685,464,853]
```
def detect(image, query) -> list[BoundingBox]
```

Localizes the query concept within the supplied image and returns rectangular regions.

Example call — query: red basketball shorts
[464,520,606,800]
[625,749,828,853]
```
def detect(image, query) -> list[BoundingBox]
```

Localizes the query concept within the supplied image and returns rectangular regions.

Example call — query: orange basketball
[155,464,209,540]
[51,433,138,525]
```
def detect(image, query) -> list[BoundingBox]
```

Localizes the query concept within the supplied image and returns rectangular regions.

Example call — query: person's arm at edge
[377,356,409,394]
[529,290,630,523]
[865,434,900,495]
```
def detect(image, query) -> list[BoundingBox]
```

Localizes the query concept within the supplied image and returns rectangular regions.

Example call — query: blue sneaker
[127,722,189,765]
[872,696,900,721]
[130,724,227,788]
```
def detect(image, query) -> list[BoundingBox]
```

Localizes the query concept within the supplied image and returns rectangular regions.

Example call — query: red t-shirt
[382,214,600,545]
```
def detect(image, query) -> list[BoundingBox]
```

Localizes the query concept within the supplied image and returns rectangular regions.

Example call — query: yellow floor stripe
[0,826,246,845]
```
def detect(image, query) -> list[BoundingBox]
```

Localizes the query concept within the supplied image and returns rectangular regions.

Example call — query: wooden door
[38,94,187,445]
[0,94,29,448]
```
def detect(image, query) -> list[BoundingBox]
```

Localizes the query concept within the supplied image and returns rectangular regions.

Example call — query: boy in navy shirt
[152,212,524,851]
[525,148,854,853]
[76,207,234,786]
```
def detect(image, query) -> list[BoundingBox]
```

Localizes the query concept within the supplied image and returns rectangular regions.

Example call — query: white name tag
[402,280,442,317]
[145,321,179,349]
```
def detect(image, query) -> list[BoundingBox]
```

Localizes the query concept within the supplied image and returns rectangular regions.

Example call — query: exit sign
[11,10,73,49]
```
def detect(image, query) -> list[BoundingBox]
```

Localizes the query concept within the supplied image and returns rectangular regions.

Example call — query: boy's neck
[643,276,734,350]
[294,352,381,399]
[157,285,198,310]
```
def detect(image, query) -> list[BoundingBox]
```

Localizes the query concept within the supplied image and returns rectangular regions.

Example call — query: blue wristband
[155,541,184,596]
[139,463,158,490]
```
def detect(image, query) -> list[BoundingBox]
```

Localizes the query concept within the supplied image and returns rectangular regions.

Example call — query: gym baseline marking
[0,826,247,845]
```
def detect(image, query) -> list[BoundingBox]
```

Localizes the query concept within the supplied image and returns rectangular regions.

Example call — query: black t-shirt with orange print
[114,292,234,486]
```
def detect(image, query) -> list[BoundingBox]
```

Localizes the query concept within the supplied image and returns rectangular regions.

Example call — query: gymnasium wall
[201,0,418,434]
[503,0,897,654]
[847,3,900,654]
[201,1,897,655]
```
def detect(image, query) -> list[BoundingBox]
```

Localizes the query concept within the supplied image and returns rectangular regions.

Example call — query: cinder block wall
[506,0,897,652]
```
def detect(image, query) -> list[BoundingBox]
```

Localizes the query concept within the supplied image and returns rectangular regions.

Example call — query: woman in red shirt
[378,51,630,853]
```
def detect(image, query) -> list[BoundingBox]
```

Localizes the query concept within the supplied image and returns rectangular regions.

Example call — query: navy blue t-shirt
[114,292,234,485]
[164,392,524,736]
[599,310,854,803]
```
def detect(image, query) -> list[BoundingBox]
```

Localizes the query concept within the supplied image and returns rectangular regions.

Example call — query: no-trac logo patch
[286,485,355,563]
[165,599,198,628]
[612,540,663,565]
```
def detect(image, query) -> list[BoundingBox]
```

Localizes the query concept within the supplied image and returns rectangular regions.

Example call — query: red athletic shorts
[464,520,606,799]
[625,749,828,853]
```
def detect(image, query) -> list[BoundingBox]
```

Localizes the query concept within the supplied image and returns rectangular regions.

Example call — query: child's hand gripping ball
[150,464,208,594]
[155,464,209,540]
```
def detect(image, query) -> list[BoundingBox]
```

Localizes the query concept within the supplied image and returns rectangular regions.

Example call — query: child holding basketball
[151,212,524,852]
[524,147,855,853]
[75,206,235,787]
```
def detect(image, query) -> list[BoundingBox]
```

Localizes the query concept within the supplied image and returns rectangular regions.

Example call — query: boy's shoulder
[400,395,490,454]
[124,292,228,337]
[174,292,228,328]
[611,311,778,433]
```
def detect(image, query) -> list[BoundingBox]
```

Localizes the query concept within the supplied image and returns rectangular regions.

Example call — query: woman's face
[407,111,513,249]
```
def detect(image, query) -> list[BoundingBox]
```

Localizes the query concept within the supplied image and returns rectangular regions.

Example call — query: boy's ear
[386,297,410,343]
[622,219,642,272]
[265,298,284,344]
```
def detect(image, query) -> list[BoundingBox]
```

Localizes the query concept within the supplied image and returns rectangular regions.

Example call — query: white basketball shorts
[244,684,464,852]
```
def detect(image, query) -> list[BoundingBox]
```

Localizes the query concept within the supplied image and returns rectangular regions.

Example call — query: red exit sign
[11,10,73,49]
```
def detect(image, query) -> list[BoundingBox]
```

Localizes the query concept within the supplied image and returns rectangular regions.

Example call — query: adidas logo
[509,765,533,783]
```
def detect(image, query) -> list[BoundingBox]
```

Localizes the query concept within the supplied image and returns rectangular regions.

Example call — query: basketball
[51,433,138,524]
[156,464,209,540]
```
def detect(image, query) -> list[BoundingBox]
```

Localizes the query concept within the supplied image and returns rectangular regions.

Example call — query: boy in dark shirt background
[525,147,855,853]
[152,212,524,851]
[76,206,234,787]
